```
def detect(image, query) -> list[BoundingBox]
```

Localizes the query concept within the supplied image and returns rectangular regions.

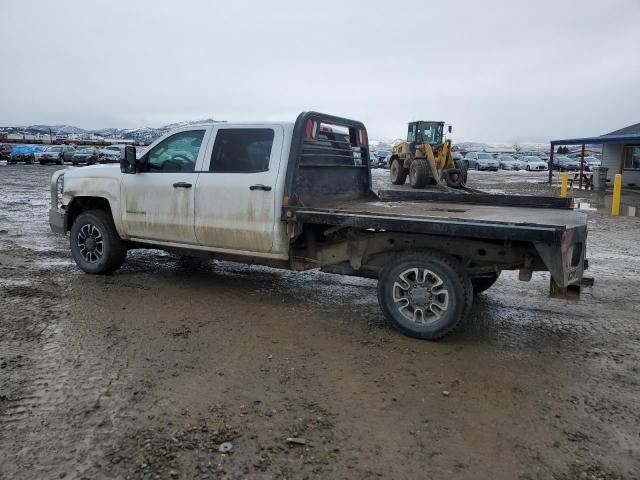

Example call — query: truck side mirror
[448,125,452,134]
[121,145,137,173]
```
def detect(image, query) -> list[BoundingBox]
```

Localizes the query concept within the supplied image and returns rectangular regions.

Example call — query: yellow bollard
[611,174,622,216]
[560,172,569,198]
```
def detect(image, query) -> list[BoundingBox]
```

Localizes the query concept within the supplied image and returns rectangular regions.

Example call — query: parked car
[497,155,523,170]
[452,151,465,162]
[0,144,14,160]
[72,147,99,165]
[521,156,549,171]
[583,156,601,171]
[39,145,76,164]
[98,146,124,163]
[550,155,580,171]
[373,150,391,168]
[8,145,46,164]
[464,152,499,171]
[522,151,549,161]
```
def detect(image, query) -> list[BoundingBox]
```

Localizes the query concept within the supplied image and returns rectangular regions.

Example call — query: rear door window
[209,128,274,173]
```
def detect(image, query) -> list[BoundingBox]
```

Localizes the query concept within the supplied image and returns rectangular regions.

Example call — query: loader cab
[407,121,445,154]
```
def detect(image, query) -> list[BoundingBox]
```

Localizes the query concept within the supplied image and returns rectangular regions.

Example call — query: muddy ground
[1,164,639,480]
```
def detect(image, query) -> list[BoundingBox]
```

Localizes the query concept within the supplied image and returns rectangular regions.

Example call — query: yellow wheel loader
[388,121,467,189]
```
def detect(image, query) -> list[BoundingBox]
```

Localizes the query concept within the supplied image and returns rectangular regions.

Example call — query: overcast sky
[1,0,639,143]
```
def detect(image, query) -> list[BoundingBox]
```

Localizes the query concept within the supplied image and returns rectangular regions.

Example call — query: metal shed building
[550,122,640,187]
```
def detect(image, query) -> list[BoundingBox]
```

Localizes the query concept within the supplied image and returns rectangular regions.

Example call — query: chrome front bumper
[49,170,67,234]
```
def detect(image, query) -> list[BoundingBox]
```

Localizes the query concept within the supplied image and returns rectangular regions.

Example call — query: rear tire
[70,210,127,275]
[441,168,464,188]
[390,159,408,185]
[454,160,468,185]
[471,272,500,294]
[377,251,473,340]
[409,159,429,188]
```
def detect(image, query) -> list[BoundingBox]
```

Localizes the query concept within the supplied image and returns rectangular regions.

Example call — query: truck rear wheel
[409,159,429,188]
[70,210,127,275]
[390,159,407,185]
[377,251,473,340]
[471,272,500,294]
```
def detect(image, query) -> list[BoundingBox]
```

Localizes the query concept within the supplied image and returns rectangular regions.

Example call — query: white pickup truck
[50,112,589,340]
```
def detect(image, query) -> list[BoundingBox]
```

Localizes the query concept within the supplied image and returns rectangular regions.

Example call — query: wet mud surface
[1,164,639,479]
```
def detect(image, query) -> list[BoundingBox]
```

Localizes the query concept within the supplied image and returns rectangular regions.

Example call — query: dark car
[72,147,99,165]
[39,145,76,165]
[0,144,13,160]
[550,155,581,171]
[374,150,391,168]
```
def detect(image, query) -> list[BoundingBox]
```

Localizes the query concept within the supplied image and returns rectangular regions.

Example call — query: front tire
[390,159,408,185]
[377,251,473,340]
[409,159,429,188]
[70,210,127,274]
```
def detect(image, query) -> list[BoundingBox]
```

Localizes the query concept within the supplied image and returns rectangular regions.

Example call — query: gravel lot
[1,164,639,480]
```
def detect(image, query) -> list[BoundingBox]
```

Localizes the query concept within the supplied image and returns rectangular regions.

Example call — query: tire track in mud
[0,242,139,479]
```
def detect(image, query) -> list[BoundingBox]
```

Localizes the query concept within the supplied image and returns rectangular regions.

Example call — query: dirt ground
[1,164,639,480]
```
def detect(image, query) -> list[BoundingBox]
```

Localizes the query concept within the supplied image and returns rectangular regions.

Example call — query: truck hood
[64,164,121,179]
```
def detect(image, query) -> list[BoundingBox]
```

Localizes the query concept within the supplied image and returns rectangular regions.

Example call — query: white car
[521,156,548,171]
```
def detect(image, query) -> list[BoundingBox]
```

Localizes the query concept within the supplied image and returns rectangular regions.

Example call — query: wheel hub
[85,236,97,251]
[77,223,104,263]
[392,267,450,325]
[408,286,432,306]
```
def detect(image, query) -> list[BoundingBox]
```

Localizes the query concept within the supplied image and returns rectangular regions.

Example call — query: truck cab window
[210,128,274,173]
[147,130,205,172]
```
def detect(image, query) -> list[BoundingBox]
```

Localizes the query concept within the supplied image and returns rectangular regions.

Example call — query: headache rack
[283,112,372,207]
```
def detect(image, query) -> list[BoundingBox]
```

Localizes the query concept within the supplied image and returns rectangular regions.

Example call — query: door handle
[173,182,192,188]
[249,184,272,191]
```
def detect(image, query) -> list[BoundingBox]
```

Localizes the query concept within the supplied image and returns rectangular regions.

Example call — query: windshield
[47,146,63,152]
[477,153,493,159]
[78,148,95,154]
[106,146,121,151]
[526,156,542,162]
[377,150,390,157]
[499,155,515,161]
[415,123,443,144]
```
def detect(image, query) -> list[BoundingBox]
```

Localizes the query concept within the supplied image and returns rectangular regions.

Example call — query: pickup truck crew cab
[50,112,588,340]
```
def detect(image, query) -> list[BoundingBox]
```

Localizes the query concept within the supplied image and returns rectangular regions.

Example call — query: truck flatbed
[287,198,587,243]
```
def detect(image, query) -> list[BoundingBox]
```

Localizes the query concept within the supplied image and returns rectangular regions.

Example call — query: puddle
[576,199,640,217]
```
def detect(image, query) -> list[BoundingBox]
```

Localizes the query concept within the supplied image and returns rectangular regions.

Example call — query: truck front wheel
[70,210,127,274]
[390,159,408,185]
[377,251,473,340]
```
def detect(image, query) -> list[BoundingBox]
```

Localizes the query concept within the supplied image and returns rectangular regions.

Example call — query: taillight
[561,231,570,254]
[305,119,318,142]
[358,128,368,146]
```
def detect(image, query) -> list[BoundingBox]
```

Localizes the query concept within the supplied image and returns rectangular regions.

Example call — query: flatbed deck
[287,198,588,243]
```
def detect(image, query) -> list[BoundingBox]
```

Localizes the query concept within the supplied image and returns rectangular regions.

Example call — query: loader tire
[455,160,468,184]
[409,159,429,188]
[441,168,464,188]
[390,159,408,185]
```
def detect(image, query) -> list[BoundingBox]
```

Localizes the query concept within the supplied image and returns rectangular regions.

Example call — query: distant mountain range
[0,119,222,143]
